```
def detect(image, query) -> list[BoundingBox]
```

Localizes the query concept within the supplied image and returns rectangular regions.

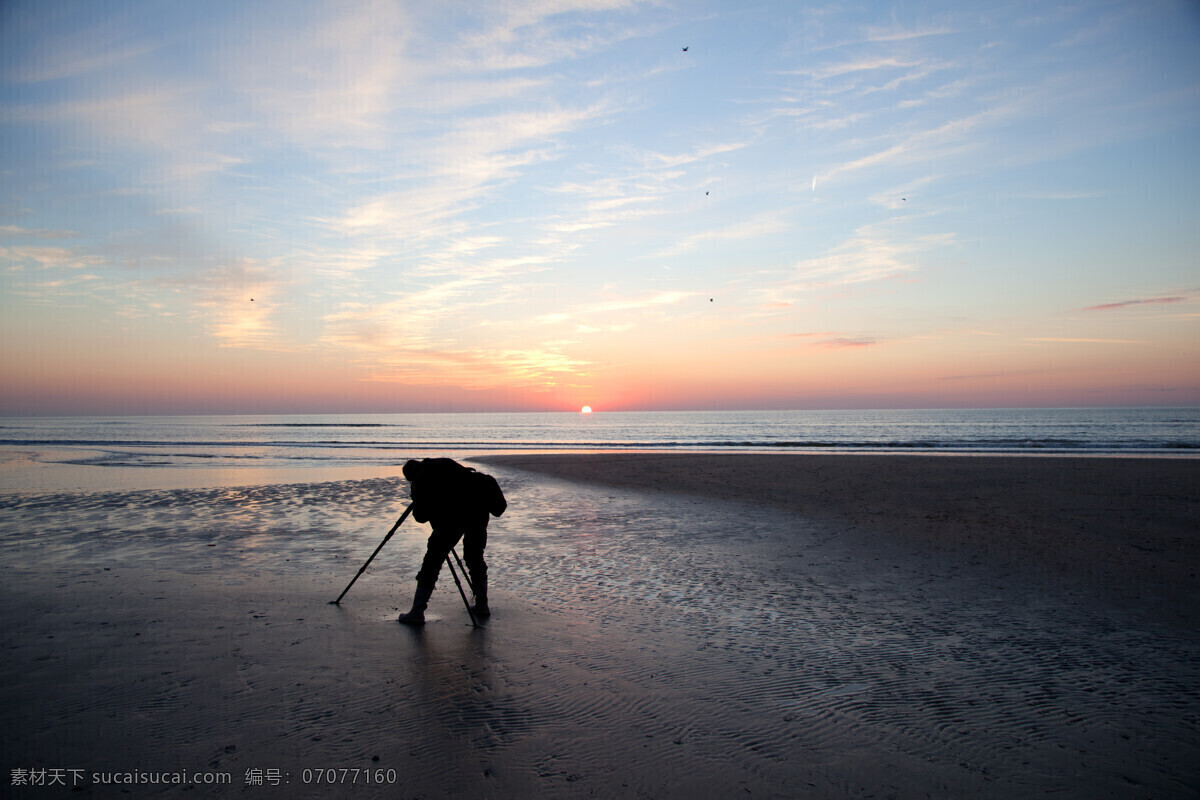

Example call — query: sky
[1,0,1198,415]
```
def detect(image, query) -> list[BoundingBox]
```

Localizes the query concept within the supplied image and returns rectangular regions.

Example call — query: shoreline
[2,442,1194,496]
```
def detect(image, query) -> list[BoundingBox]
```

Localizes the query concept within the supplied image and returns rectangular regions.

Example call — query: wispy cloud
[1,244,107,271]
[818,336,877,348]
[533,290,695,326]
[540,194,661,235]
[632,140,750,170]
[939,369,1046,381]
[818,97,1026,183]
[324,102,610,245]
[320,276,592,390]
[538,135,755,247]
[6,272,104,300]
[774,223,954,299]
[782,330,836,338]
[0,225,78,240]
[656,208,794,257]
[1082,297,1185,312]
[1025,337,1141,344]
[861,25,955,44]
[359,344,591,392]
[190,260,290,349]
[226,1,416,151]
[1017,190,1105,201]
[452,0,648,73]
[2,12,158,84]
[790,56,928,81]
[580,291,694,315]
[10,85,211,155]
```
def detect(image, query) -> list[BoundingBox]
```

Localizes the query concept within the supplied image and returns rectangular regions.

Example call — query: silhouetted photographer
[397,458,507,624]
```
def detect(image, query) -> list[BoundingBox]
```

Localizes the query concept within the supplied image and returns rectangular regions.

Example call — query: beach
[2,453,1198,797]
[479,454,1200,625]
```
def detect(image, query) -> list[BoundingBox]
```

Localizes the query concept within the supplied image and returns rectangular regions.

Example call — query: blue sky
[2,0,1198,414]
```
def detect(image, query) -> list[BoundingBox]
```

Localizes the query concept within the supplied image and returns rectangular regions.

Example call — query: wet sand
[478,453,1200,625]
[1,454,1198,797]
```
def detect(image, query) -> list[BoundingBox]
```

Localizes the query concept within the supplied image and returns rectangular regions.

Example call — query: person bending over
[397,458,506,625]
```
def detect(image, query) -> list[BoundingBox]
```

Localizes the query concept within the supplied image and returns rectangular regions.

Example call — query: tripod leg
[450,546,473,593]
[331,505,413,604]
[445,555,480,627]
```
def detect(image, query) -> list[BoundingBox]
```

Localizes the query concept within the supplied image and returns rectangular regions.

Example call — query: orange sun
[580,405,593,414]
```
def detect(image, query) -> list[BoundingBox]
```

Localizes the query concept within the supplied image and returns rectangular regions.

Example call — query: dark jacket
[407,458,506,528]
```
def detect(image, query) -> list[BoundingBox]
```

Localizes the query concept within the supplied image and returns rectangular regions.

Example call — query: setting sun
[580,406,592,414]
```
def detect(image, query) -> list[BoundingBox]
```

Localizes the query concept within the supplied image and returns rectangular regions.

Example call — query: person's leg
[462,524,489,617]
[415,527,463,588]
[399,527,463,624]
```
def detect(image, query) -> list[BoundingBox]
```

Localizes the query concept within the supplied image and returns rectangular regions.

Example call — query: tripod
[330,506,481,626]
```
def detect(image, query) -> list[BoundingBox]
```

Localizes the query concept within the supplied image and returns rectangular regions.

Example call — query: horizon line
[2,402,1197,419]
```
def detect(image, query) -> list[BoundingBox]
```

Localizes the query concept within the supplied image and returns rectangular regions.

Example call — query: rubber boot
[398,585,433,625]
[470,574,490,618]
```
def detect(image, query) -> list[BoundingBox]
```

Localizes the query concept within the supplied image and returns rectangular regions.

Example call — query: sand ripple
[480,464,1200,798]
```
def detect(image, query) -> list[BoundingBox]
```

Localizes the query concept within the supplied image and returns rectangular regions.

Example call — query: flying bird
[682,46,689,51]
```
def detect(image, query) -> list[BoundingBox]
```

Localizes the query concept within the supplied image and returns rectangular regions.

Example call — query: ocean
[0,407,1196,493]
